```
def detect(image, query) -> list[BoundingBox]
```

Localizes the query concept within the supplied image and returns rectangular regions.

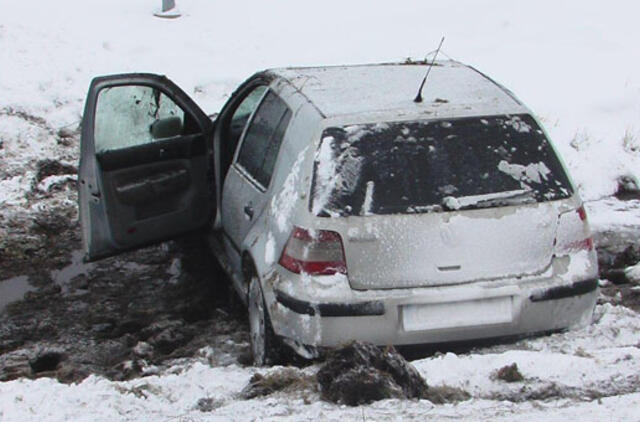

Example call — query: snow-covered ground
[2,304,639,421]
[2,0,640,207]
[2,0,640,420]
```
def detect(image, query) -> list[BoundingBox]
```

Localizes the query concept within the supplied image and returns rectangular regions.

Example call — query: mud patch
[0,234,250,383]
[0,276,36,314]
[0,198,78,280]
[317,341,428,406]
[599,283,640,312]
[29,350,65,373]
[34,159,77,184]
[596,238,640,311]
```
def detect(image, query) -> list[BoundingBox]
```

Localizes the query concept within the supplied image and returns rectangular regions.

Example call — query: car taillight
[279,227,347,275]
[558,237,594,253]
[554,205,594,254]
[577,205,587,221]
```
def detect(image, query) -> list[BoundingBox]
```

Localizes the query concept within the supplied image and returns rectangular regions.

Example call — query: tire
[248,271,280,366]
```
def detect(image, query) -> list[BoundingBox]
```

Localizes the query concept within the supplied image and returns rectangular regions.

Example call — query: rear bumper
[267,267,598,349]
[275,278,598,316]
[529,279,597,302]
[274,290,385,317]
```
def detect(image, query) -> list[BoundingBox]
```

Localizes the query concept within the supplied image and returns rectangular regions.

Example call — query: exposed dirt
[314,341,472,406]
[493,363,525,383]
[317,341,429,406]
[599,283,640,312]
[0,121,253,384]
[483,373,640,403]
[615,175,640,201]
[0,222,250,383]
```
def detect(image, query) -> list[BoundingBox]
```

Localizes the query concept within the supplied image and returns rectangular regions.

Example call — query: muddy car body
[79,61,599,364]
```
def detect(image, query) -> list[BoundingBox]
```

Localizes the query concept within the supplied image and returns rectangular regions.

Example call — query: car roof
[269,60,526,119]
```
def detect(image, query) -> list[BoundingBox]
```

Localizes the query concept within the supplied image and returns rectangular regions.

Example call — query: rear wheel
[248,271,279,366]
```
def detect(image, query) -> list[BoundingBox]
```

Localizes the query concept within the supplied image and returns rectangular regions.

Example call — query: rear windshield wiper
[442,189,536,211]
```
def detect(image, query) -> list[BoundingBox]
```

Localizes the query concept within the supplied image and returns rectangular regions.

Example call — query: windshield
[310,114,573,217]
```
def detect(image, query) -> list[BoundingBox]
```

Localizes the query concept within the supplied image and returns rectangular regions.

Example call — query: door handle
[244,204,254,220]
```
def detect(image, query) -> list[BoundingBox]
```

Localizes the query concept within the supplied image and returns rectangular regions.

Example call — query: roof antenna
[413,36,445,103]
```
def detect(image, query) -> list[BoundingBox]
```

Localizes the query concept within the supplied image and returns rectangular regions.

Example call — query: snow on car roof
[272,61,525,118]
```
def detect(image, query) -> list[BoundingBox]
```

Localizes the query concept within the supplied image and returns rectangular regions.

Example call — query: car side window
[236,91,291,188]
[94,85,189,153]
[228,86,268,143]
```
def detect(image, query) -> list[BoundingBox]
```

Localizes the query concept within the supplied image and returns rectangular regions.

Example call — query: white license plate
[402,296,514,332]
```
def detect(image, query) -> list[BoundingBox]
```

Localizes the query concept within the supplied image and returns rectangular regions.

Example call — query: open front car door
[78,74,214,262]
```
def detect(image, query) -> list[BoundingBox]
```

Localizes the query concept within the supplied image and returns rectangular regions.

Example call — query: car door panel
[219,84,271,256]
[222,90,292,265]
[221,165,250,255]
[79,73,213,262]
[97,132,206,170]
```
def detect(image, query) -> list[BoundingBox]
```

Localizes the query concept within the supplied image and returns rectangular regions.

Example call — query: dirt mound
[615,175,640,200]
[494,363,525,383]
[317,341,428,406]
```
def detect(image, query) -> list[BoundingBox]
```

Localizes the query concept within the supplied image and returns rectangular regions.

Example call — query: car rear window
[311,114,573,217]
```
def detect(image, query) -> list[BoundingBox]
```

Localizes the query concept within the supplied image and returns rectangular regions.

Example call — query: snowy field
[1,0,640,420]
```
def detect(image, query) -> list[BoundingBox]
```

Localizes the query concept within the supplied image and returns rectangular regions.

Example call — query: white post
[162,0,175,12]
[154,0,181,18]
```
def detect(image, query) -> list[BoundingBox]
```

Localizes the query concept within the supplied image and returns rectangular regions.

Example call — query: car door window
[228,85,268,147]
[259,108,292,186]
[94,85,188,153]
[236,91,291,188]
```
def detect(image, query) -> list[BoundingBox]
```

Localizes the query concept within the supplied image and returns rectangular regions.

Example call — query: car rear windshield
[311,114,573,217]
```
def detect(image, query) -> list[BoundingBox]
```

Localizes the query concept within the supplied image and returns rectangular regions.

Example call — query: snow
[271,147,307,232]
[625,262,640,284]
[586,198,640,232]
[0,175,31,207]
[563,250,593,279]
[2,1,638,209]
[442,196,462,210]
[167,257,182,284]
[264,232,276,265]
[2,305,640,421]
[3,0,640,419]
[37,175,76,192]
[274,61,523,117]
[443,189,535,210]
[311,136,338,216]
[362,180,375,216]
[504,115,533,133]
[498,160,551,185]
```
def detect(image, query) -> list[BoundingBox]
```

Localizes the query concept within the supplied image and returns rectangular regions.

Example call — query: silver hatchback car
[79,61,598,365]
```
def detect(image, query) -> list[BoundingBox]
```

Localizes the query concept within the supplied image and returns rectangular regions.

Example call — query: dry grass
[622,128,640,153]
[240,368,317,400]
[493,363,524,383]
[423,384,471,404]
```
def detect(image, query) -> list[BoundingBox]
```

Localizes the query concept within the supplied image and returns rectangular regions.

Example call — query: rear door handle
[244,204,254,220]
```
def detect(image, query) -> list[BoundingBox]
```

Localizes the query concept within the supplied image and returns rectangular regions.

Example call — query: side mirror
[150,116,183,139]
